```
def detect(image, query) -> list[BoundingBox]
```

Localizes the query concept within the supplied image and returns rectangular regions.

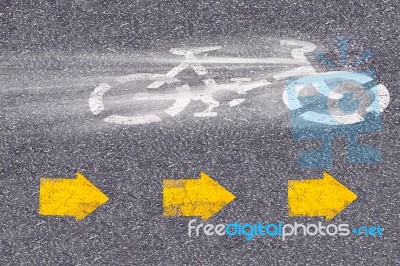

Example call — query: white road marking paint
[104,114,162,125]
[273,65,317,81]
[116,73,179,84]
[89,39,390,126]
[367,84,390,113]
[147,47,222,89]
[184,57,309,65]
[89,74,181,118]
[89,83,111,115]
[165,97,192,117]
[88,43,275,125]
[280,40,317,61]
[132,79,270,118]
[273,40,317,80]
[282,84,307,111]
[229,98,246,107]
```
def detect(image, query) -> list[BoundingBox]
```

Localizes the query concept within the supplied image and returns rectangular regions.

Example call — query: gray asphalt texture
[1,1,399,265]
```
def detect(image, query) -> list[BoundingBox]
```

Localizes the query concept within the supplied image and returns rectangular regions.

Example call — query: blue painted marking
[353,49,373,67]
[315,52,337,68]
[339,93,360,114]
[339,39,348,66]
[286,71,381,168]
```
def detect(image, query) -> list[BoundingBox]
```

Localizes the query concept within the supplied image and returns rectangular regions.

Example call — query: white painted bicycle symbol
[88,40,331,125]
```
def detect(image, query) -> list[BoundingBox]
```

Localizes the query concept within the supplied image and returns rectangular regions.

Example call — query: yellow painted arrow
[39,172,109,221]
[163,172,236,220]
[288,171,357,220]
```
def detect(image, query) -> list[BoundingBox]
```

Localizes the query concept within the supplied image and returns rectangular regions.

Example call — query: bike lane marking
[89,40,318,125]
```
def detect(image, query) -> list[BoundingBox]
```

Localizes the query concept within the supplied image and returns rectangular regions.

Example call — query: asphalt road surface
[1,1,399,265]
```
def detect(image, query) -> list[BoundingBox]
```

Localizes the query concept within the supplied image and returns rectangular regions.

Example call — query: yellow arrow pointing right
[288,171,358,220]
[39,172,109,221]
[163,172,236,220]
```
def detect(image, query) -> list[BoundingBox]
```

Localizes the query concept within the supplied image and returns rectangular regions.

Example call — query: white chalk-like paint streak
[282,84,306,111]
[273,65,317,81]
[274,40,317,81]
[280,40,317,62]
[165,98,192,117]
[93,77,268,124]
[147,46,222,89]
[89,83,111,115]
[229,98,246,107]
[116,73,179,84]
[104,114,162,125]
[132,79,270,118]
[184,57,309,65]
[367,84,390,113]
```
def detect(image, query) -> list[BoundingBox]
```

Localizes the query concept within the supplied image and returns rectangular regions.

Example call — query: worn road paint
[371,84,390,112]
[273,40,317,80]
[89,40,318,125]
[89,83,111,115]
[148,46,222,89]
[39,172,109,221]
[182,57,309,65]
[283,71,390,123]
[288,172,357,220]
[88,73,181,116]
[163,172,235,220]
[132,78,270,118]
[115,73,179,84]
